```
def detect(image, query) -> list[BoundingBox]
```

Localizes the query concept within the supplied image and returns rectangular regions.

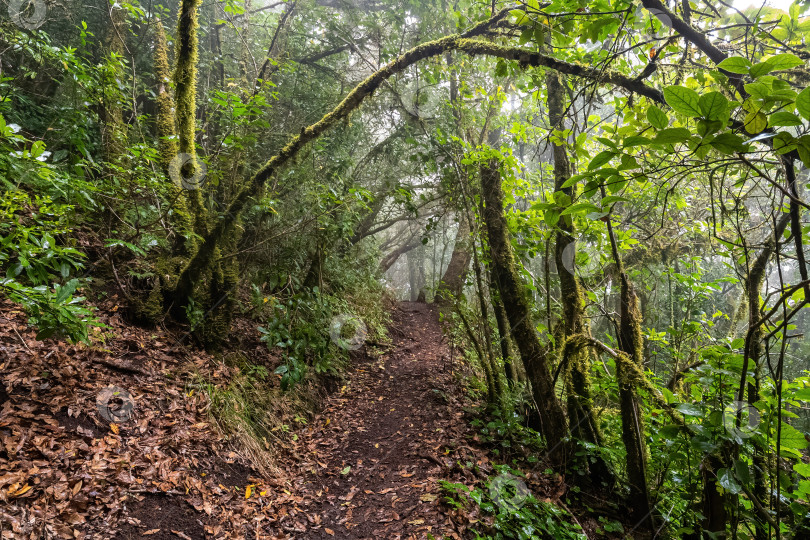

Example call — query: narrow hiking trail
[2,299,567,539]
[264,301,485,539]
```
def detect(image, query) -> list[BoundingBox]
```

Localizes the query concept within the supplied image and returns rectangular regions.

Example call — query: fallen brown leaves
[0,298,278,539]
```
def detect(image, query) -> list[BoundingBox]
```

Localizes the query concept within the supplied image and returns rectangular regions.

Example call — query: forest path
[265,301,477,539]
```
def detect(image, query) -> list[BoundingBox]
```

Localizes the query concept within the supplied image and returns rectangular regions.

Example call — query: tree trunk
[407,243,426,302]
[100,1,126,163]
[435,215,472,306]
[617,275,653,530]
[602,185,653,530]
[479,145,567,464]
[545,69,607,479]
[490,261,519,384]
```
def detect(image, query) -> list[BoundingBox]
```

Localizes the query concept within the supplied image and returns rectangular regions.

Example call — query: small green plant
[439,466,587,540]
[0,179,97,342]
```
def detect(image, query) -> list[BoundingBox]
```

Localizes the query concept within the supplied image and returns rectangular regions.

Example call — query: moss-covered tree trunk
[168,0,238,347]
[100,1,126,164]
[616,275,653,529]
[479,145,567,464]
[489,261,519,384]
[545,69,607,479]
[174,0,206,241]
[601,185,653,529]
[154,19,191,249]
[738,214,789,540]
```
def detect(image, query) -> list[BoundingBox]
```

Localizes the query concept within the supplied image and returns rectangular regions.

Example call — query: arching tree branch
[172,10,664,301]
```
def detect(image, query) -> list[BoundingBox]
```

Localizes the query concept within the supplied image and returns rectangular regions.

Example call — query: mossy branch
[563,334,690,431]
[172,13,664,300]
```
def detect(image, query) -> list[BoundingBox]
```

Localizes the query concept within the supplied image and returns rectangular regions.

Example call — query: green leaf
[778,423,808,450]
[744,110,767,134]
[623,135,652,147]
[601,195,629,206]
[560,202,601,216]
[796,87,810,120]
[653,127,691,144]
[340,466,352,475]
[764,53,804,71]
[774,132,798,155]
[749,61,774,78]
[697,120,723,138]
[769,112,803,127]
[699,92,729,120]
[647,106,669,129]
[560,174,585,189]
[717,468,742,495]
[544,209,560,227]
[587,150,617,170]
[716,56,752,74]
[794,462,810,478]
[710,132,745,154]
[676,403,702,416]
[664,86,702,117]
[744,82,770,101]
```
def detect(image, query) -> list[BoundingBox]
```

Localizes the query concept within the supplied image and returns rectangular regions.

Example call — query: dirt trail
[265,301,476,539]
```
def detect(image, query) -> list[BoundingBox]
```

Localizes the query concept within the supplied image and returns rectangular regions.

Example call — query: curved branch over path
[173,10,665,300]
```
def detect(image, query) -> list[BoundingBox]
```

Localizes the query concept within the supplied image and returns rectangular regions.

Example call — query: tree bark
[479,147,567,463]
[435,214,472,306]
[545,68,606,469]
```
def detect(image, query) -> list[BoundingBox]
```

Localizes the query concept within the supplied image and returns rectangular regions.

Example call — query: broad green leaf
[778,422,808,450]
[699,92,728,120]
[560,174,585,189]
[601,195,629,206]
[769,112,802,127]
[618,154,639,170]
[710,132,745,154]
[697,120,723,138]
[647,106,669,129]
[588,150,617,170]
[717,468,742,494]
[794,462,810,478]
[510,9,532,25]
[544,209,561,226]
[606,175,628,194]
[653,127,691,144]
[796,87,810,120]
[749,61,774,78]
[663,86,702,117]
[744,82,770,101]
[560,202,601,216]
[676,403,702,416]
[774,132,797,155]
[716,56,752,74]
[744,110,767,134]
[765,53,804,71]
[623,135,652,147]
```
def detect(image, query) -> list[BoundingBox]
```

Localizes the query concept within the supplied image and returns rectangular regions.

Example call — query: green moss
[173,0,201,158]
[154,19,178,174]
